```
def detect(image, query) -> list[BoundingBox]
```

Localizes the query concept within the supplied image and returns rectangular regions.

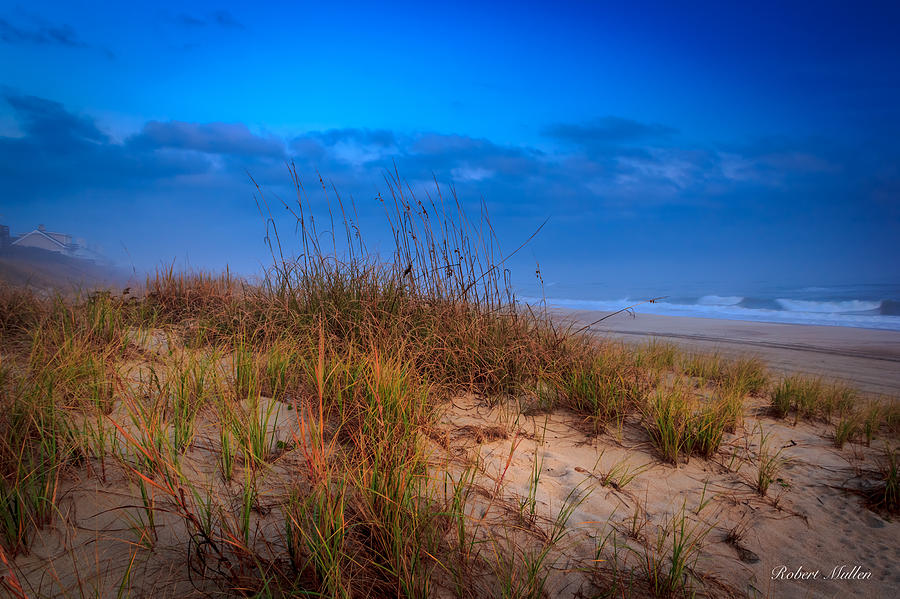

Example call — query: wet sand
[555,309,900,396]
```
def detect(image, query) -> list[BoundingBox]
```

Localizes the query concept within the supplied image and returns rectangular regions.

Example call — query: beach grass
[0,171,897,597]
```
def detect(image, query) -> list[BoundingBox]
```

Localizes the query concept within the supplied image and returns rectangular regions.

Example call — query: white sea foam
[523,296,900,331]
[775,299,881,313]
[697,295,743,306]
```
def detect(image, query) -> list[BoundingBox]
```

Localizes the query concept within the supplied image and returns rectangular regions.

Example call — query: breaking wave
[697,295,743,306]
[775,299,882,313]
[524,293,900,331]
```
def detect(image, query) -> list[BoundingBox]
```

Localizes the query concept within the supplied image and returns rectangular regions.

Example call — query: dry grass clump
[680,352,727,382]
[144,267,245,325]
[0,283,45,341]
[639,339,679,371]
[721,357,768,396]
[553,341,649,430]
[0,388,68,554]
[641,385,737,463]
[754,429,787,496]
[0,288,137,554]
[770,375,897,449]
[278,345,442,597]
[680,353,769,396]
[771,375,857,421]
[866,445,898,514]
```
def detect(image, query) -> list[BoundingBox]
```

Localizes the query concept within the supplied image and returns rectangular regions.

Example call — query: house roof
[12,228,70,250]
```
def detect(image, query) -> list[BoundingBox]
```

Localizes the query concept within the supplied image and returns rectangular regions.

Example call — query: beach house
[10,224,79,256]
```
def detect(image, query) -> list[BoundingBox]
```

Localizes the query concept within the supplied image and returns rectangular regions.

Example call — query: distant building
[11,224,79,256]
[0,225,9,249]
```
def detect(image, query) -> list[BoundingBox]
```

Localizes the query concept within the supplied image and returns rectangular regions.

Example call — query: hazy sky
[2,0,899,294]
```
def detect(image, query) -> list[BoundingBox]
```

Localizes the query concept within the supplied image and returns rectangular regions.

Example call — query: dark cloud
[283,129,548,201]
[4,92,877,233]
[0,17,114,58]
[289,136,328,163]
[173,10,245,30]
[129,121,286,158]
[5,93,108,144]
[1,93,213,197]
[407,133,544,178]
[0,17,85,48]
[0,94,711,213]
[211,10,244,29]
[3,93,895,282]
[543,116,677,146]
[173,13,206,27]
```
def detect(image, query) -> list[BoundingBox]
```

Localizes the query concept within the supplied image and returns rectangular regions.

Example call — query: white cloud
[451,165,493,182]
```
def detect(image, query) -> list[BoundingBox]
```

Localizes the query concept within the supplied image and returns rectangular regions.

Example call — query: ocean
[520,282,900,331]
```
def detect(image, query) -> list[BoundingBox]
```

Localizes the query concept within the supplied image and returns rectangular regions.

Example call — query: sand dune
[6,297,897,597]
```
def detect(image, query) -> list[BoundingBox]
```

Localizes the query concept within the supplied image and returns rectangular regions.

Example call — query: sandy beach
[555,309,900,397]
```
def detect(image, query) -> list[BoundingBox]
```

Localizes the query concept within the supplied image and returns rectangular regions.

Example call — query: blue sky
[2,0,899,295]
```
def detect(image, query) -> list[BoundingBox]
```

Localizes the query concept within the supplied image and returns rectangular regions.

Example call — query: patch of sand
[432,394,899,598]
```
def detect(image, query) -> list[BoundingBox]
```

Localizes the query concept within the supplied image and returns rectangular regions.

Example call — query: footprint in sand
[544,465,572,478]
[862,512,885,528]
[736,545,760,564]
[541,455,573,478]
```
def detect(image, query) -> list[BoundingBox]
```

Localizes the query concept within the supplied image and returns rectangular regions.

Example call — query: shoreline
[553,308,900,396]
[523,291,900,332]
